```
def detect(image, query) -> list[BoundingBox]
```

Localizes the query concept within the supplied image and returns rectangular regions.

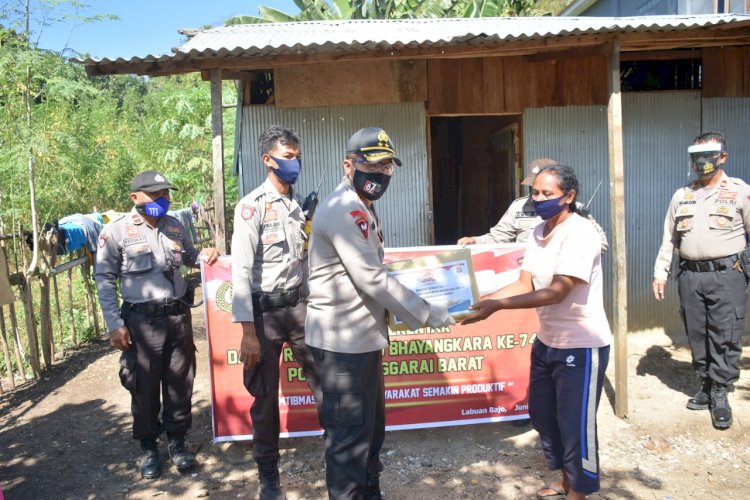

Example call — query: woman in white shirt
[463,164,612,500]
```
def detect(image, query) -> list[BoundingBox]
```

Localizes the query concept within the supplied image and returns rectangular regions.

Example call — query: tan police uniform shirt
[475,196,539,244]
[475,197,609,252]
[305,175,431,354]
[95,209,199,333]
[231,178,307,323]
[653,171,750,280]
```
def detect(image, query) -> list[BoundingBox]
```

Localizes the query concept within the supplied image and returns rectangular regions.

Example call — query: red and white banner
[201,244,538,442]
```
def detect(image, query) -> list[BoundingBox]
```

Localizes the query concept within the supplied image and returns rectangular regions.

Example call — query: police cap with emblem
[521,158,559,186]
[131,170,178,192]
[346,127,403,166]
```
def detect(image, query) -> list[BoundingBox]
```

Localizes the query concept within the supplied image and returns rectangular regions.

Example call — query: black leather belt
[252,287,301,313]
[124,301,185,316]
[681,255,739,272]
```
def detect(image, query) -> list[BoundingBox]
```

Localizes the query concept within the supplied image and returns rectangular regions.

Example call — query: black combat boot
[710,384,732,429]
[363,473,383,500]
[167,434,197,472]
[257,458,285,500]
[686,377,711,410]
[139,438,161,479]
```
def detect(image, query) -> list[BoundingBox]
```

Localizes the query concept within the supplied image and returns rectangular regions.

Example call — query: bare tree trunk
[19,223,40,379]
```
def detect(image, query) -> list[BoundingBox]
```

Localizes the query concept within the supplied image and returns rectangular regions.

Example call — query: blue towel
[58,213,103,254]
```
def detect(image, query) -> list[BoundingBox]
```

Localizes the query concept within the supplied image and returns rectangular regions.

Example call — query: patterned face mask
[135,196,171,218]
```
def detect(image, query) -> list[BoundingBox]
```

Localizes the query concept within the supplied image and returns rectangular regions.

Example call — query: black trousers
[120,306,195,440]
[250,300,322,462]
[678,266,747,386]
[529,342,609,494]
[309,346,385,500]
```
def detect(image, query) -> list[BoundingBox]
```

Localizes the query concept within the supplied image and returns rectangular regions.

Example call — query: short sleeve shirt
[521,213,612,349]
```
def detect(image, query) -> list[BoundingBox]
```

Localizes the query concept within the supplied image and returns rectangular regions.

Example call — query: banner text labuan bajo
[201,244,538,442]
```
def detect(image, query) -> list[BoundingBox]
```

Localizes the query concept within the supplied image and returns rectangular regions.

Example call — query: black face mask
[352,169,391,201]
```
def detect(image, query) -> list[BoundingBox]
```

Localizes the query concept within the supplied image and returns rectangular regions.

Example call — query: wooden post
[0,307,15,391]
[80,263,100,336]
[607,40,628,418]
[210,69,227,255]
[52,273,64,353]
[67,268,77,347]
[38,229,54,368]
[0,230,26,381]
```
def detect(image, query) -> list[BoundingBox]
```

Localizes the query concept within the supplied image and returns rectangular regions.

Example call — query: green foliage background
[0,0,569,380]
[0,1,237,380]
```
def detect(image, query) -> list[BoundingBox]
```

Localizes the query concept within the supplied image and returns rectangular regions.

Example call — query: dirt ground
[1,304,748,500]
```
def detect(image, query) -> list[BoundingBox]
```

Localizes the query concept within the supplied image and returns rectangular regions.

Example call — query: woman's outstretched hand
[461,300,500,325]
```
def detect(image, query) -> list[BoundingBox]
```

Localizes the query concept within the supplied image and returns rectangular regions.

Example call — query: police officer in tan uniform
[305,127,455,500]
[231,126,322,500]
[653,131,750,430]
[95,170,219,479]
[458,158,608,252]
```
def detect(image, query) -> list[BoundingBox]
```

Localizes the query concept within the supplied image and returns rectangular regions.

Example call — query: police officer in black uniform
[95,170,219,478]
[653,131,750,429]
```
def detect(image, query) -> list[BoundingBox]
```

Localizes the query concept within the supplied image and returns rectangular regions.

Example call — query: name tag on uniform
[261,221,283,244]
[123,236,147,247]
[515,211,536,219]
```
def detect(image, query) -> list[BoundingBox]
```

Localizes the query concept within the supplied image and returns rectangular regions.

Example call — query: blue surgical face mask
[270,155,301,185]
[136,196,171,219]
[531,194,568,220]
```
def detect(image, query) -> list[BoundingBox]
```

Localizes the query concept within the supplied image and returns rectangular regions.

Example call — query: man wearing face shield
[231,126,323,499]
[305,127,455,499]
[95,170,219,479]
[653,131,750,430]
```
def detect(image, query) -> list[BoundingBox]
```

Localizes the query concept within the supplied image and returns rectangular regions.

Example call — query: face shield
[687,142,724,179]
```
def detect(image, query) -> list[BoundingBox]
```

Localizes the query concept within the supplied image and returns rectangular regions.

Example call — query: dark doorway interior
[430,116,521,245]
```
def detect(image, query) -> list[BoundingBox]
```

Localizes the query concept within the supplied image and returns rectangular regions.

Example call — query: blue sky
[33,0,298,59]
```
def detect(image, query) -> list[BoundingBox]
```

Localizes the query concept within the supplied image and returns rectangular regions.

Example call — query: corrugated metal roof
[73,14,750,66]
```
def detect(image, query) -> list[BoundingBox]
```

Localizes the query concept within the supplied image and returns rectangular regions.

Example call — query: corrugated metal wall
[621,92,701,335]
[525,94,750,334]
[523,105,613,311]
[703,98,750,173]
[237,103,429,248]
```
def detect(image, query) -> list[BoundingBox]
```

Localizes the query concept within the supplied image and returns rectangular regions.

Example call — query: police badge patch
[241,204,256,221]
[350,210,369,239]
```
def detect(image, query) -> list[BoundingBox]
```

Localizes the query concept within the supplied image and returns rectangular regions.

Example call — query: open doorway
[430,116,521,244]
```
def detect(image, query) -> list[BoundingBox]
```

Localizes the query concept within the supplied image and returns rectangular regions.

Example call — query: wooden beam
[201,69,262,81]
[606,40,628,419]
[210,70,227,256]
[620,49,701,61]
[524,42,610,62]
